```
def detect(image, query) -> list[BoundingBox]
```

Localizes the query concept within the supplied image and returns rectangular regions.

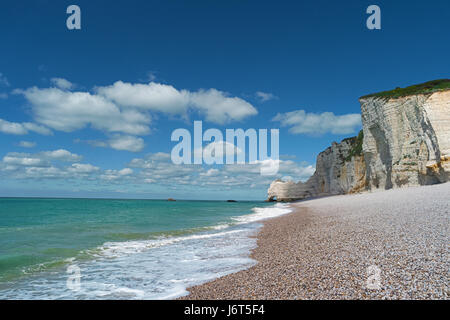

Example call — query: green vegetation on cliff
[344,130,364,162]
[361,79,450,99]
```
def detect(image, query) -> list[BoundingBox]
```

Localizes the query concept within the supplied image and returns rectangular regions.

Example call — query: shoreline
[179,183,449,300]
[178,205,306,300]
[0,200,277,299]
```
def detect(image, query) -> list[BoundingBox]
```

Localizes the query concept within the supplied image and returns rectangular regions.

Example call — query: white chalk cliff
[268,134,366,201]
[361,90,450,189]
[268,80,450,202]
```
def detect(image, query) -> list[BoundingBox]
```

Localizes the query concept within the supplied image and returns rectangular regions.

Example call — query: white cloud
[118,168,133,175]
[255,91,277,102]
[0,149,99,180]
[0,119,27,135]
[0,73,10,87]
[0,93,7,99]
[12,80,257,152]
[68,163,99,174]
[148,152,172,161]
[3,154,49,167]
[96,81,187,114]
[51,78,74,90]
[2,149,82,168]
[108,135,145,152]
[100,167,133,181]
[15,87,151,135]
[78,135,146,152]
[126,152,315,190]
[18,141,36,148]
[0,118,52,135]
[96,81,257,124]
[1,147,315,194]
[22,166,67,179]
[19,165,95,179]
[128,153,197,182]
[188,89,257,124]
[40,149,83,162]
[194,141,242,160]
[22,122,53,135]
[8,163,96,180]
[273,110,361,135]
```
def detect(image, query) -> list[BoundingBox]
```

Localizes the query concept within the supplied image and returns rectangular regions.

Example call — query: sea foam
[0,203,292,300]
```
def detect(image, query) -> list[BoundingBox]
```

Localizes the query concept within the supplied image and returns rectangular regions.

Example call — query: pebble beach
[180,183,449,300]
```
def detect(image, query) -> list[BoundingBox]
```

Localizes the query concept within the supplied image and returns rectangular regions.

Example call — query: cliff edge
[268,79,450,201]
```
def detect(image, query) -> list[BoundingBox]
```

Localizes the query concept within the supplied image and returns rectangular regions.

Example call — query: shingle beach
[180,183,449,299]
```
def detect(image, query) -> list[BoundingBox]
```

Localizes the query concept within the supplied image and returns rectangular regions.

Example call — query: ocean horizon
[0,197,291,299]
[1,0,447,306]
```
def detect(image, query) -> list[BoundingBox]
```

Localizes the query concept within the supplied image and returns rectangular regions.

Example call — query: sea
[0,198,291,299]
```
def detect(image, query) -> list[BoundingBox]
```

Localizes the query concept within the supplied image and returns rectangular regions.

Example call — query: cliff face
[312,135,366,195]
[361,90,450,190]
[267,179,314,202]
[267,134,366,201]
[267,83,449,202]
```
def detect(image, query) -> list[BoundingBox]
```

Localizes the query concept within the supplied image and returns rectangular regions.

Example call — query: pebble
[179,183,449,300]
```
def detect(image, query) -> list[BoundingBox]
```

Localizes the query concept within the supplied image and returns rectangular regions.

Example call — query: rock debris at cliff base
[180,182,449,300]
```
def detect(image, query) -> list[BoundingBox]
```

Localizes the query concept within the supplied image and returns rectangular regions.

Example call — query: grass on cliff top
[344,130,364,162]
[360,79,450,99]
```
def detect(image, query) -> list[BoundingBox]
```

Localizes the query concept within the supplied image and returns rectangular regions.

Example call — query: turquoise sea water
[0,198,291,299]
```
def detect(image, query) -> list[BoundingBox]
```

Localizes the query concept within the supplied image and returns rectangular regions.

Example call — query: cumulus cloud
[96,81,257,124]
[78,135,146,152]
[18,141,36,148]
[15,87,151,135]
[21,166,67,179]
[126,152,315,189]
[193,141,242,161]
[40,149,83,162]
[2,149,82,168]
[22,122,53,135]
[129,153,196,182]
[128,152,206,186]
[255,91,277,102]
[67,163,100,174]
[0,118,52,135]
[3,154,49,167]
[188,89,257,124]
[14,81,257,148]
[273,110,361,135]
[11,163,99,180]
[100,167,133,181]
[10,80,257,152]
[0,149,99,180]
[50,78,74,90]
[0,146,315,194]
[0,119,28,135]
[96,81,188,114]
[108,135,145,152]
[107,135,145,152]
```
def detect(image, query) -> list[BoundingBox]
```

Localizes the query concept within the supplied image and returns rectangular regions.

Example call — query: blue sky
[0,0,449,200]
